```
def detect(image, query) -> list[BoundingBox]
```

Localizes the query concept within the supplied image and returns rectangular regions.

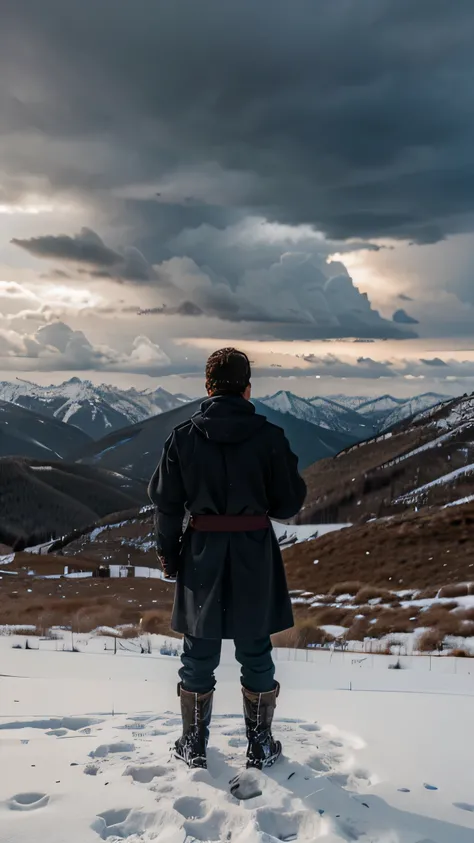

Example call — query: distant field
[2,503,474,654]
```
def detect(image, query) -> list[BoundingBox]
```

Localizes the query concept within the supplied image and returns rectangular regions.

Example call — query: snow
[381,393,449,429]
[435,396,474,430]
[61,401,82,424]
[378,426,461,473]
[319,624,347,638]
[397,463,474,503]
[358,394,404,414]
[259,391,370,435]
[0,552,15,566]
[0,378,190,435]
[1,633,473,843]
[271,522,351,547]
[444,494,474,508]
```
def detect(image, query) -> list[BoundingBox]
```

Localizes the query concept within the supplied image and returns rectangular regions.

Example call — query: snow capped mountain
[358,394,406,416]
[260,391,319,423]
[0,378,191,440]
[326,394,371,411]
[260,390,452,440]
[307,396,374,436]
[381,392,450,430]
[259,391,374,438]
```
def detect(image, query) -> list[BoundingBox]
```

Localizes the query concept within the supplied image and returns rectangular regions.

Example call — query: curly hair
[205,347,251,395]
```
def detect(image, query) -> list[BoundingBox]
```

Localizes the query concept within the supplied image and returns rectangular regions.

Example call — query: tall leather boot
[242,683,282,770]
[174,683,214,769]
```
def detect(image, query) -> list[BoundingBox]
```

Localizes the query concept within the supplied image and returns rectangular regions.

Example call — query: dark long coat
[147,395,306,640]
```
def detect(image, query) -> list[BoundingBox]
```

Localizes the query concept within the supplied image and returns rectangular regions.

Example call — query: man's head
[205,347,252,399]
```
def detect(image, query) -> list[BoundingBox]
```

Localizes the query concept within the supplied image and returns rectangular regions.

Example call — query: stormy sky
[2,0,474,397]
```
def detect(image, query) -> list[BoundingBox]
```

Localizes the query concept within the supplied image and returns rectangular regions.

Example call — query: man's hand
[157,554,177,581]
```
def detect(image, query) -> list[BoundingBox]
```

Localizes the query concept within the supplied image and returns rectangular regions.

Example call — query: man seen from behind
[148,348,307,770]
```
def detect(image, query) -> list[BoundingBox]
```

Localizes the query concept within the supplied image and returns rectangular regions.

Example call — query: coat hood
[191,395,267,444]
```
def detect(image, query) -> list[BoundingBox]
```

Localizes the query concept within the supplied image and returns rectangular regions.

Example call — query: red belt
[190,514,270,532]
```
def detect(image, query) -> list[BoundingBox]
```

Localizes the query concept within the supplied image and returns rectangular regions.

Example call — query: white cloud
[0,281,38,301]
[0,321,170,374]
[129,335,171,366]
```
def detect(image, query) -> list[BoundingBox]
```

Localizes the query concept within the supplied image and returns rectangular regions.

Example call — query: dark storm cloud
[392,309,420,325]
[420,357,449,367]
[296,353,396,379]
[12,228,121,267]
[2,0,474,244]
[40,269,71,279]
[138,301,204,317]
[12,227,164,284]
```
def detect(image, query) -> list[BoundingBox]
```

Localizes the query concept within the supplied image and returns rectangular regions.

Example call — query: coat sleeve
[147,431,186,576]
[267,428,307,520]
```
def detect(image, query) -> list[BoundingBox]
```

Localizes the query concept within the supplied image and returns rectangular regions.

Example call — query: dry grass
[329,581,363,597]
[457,621,474,638]
[369,608,419,637]
[450,648,474,658]
[140,609,174,635]
[455,607,474,622]
[284,503,474,595]
[120,625,142,639]
[420,604,458,627]
[73,605,126,633]
[419,605,474,637]
[309,606,348,626]
[0,573,174,631]
[344,617,371,641]
[438,583,471,598]
[355,586,396,604]
[417,629,444,652]
[415,587,440,599]
[272,622,335,649]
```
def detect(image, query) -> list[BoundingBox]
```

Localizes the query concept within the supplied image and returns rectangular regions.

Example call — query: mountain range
[0,399,90,460]
[0,377,188,439]
[299,391,474,524]
[71,398,354,477]
[0,378,449,443]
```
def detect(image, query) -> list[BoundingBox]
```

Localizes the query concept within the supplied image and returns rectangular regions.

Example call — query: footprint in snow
[307,754,331,773]
[256,806,325,841]
[173,796,209,819]
[8,792,50,812]
[91,807,158,840]
[228,737,247,748]
[123,764,167,784]
[89,742,135,758]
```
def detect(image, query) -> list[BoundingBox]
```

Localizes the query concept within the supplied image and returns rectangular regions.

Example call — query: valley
[1,380,474,657]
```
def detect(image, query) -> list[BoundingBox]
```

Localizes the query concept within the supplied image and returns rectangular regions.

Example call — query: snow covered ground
[1,634,473,842]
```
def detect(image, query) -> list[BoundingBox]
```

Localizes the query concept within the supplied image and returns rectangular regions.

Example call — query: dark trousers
[179,635,275,695]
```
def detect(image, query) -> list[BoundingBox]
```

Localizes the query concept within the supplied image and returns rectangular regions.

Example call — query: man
[148,348,306,770]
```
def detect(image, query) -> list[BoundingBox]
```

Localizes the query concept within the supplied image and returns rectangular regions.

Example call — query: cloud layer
[0,321,170,374]
[2,1,474,245]
[11,230,416,339]
[2,1,474,386]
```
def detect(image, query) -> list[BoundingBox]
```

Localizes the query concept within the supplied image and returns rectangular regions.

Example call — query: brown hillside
[285,501,474,593]
[2,505,474,645]
[298,393,474,523]
[0,572,175,633]
[0,458,146,549]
